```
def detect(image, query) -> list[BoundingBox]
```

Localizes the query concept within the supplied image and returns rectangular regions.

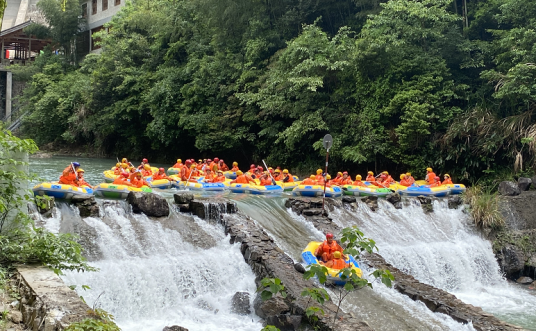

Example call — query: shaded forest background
[13,0,536,182]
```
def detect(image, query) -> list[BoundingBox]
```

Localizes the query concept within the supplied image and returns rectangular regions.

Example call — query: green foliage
[0,128,96,275]
[257,278,287,301]
[64,308,121,331]
[463,186,504,228]
[260,326,280,331]
[340,226,378,259]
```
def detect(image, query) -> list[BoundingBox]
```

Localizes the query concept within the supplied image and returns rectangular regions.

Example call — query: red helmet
[343,171,348,175]
[159,168,165,172]
[219,159,224,163]
[250,164,256,169]
[257,166,263,171]
[185,160,192,165]
[214,157,219,162]
[122,173,129,178]
[326,233,334,239]
[207,159,212,163]
[142,158,148,163]
[190,159,195,162]
[380,174,386,178]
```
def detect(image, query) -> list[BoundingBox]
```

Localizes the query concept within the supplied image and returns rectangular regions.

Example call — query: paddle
[262,160,276,185]
[321,134,333,213]
[71,162,79,181]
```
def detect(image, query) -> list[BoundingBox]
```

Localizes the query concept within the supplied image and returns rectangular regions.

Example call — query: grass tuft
[463,186,505,229]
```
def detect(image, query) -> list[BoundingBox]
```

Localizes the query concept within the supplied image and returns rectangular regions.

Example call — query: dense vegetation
[13,0,536,181]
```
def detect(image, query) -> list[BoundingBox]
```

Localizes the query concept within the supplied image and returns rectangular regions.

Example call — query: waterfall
[330,199,536,330]
[40,201,261,331]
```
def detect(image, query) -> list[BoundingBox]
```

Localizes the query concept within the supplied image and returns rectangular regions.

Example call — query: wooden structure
[0,20,51,65]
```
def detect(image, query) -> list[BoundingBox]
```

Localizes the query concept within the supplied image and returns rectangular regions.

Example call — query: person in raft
[315,233,345,263]
[172,159,183,169]
[153,168,171,180]
[442,174,453,185]
[323,251,350,269]
[59,162,80,186]
[230,170,256,184]
[425,167,436,184]
[76,169,94,189]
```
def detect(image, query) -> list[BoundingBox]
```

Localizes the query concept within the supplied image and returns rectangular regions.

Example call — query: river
[29,156,536,330]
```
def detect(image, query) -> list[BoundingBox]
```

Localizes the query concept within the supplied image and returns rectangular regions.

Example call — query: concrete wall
[84,0,125,30]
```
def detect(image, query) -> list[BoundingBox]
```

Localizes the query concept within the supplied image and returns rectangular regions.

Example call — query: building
[82,0,126,53]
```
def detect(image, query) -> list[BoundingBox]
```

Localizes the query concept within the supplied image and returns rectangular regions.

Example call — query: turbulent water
[330,199,536,330]
[37,200,261,331]
[29,156,536,330]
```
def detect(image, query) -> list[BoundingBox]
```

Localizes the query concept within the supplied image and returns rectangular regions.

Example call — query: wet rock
[254,294,290,319]
[9,311,22,324]
[361,196,378,211]
[418,195,433,213]
[265,314,302,331]
[71,195,99,217]
[516,276,534,284]
[163,326,188,331]
[174,193,194,205]
[36,196,55,215]
[126,192,170,217]
[231,292,251,315]
[518,177,532,191]
[302,209,323,216]
[189,200,206,219]
[342,196,357,204]
[498,181,521,196]
[197,299,214,311]
[448,195,463,209]
[386,192,401,204]
[496,244,526,276]
[177,204,190,212]
[293,263,306,274]
[531,176,536,190]
[531,281,536,287]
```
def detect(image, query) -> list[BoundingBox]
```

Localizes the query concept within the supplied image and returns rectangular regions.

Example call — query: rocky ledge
[176,195,372,331]
[286,197,524,331]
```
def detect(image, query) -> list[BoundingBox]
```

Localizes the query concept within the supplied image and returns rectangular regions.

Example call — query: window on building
[92,0,97,14]
[102,0,107,11]
[81,3,87,18]
[115,0,120,6]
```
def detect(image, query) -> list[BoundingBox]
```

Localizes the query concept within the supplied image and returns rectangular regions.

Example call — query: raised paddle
[262,160,276,185]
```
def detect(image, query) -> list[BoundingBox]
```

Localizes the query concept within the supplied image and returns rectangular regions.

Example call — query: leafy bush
[0,127,95,275]
[64,308,121,331]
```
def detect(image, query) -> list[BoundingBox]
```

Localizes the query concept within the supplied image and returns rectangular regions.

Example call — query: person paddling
[59,162,80,186]
[76,169,93,189]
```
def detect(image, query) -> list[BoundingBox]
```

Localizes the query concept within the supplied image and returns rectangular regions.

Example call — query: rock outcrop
[518,177,532,191]
[163,326,189,331]
[126,192,169,217]
[498,181,521,196]
[231,292,251,315]
[287,197,523,331]
[386,192,402,209]
[71,195,99,217]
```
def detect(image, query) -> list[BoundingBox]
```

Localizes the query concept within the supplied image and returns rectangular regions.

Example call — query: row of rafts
[34,197,536,331]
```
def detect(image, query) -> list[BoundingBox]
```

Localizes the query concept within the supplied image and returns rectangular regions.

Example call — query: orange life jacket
[219,163,229,171]
[426,172,436,184]
[59,166,78,186]
[330,258,348,270]
[260,178,272,186]
[231,166,239,172]
[407,176,415,184]
[180,167,191,181]
[315,174,324,182]
[316,240,343,257]
[113,177,134,187]
[385,175,395,184]
[142,169,152,177]
[400,179,412,187]
[153,173,169,180]
[285,174,294,183]
[442,178,453,185]
[235,175,249,184]
[213,175,226,183]
[173,163,183,169]
[332,176,342,185]
[353,180,366,187]
[366,175,376,182]
[302,178,316,185]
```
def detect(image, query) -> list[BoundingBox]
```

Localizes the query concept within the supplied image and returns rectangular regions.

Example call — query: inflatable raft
[184,181,226,191]
[33,183,93,200]
[103,170,118,183]
[147,178,173,190]
[401,185,450,197]
[249,184,284,195]
[292,185,342,198]
[167,167,181,175]
[276,181,300,191]
[224,171,237,180]
[342,185,392,197]
[302,241,363,285]
[94,183,152,199]
[444,183,466,195]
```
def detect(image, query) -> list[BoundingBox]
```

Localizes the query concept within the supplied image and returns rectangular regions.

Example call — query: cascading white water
[231,196,476,331]
[47,202,262,331]
[331,199,536,330]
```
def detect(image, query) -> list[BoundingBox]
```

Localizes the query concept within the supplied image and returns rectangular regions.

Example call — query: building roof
[0,20,51,51]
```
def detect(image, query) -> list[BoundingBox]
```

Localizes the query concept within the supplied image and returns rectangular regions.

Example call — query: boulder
[302,209,323,216]
[342,196,357,204]
[518,177,532,191]
[531,281,536,287]
[448,195,463,209]
[189,200,206,219]
[174,193,194,205]
[231,292,251,315]
[126,192,170,217]
[163,326,188,331]
[516,276,534,284]
[293,263,306,274]
[265,315,302,331]
[418,196,433,213]
[71,195,99,217]
[498,181,521,196]
[386,193,402,209]
[36,196,55,215]
[531,176,536,190]
[496,244,526,277]
[177,204,190,212]
[361,196,378,211]
[253,294,290,319]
